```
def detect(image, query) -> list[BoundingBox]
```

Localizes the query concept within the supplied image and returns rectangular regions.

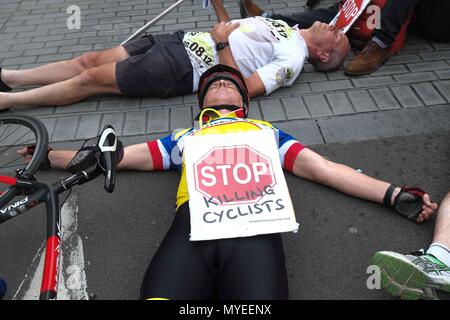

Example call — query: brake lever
[101,151,116,193]
[98,126,118,193]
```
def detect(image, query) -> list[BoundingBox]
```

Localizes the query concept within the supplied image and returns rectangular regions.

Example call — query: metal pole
[121,0,187,45]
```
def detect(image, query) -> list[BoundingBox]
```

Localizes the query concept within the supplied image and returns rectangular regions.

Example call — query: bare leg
[432,192,450,248]
[1,46,129,89]
[0,62,120,109]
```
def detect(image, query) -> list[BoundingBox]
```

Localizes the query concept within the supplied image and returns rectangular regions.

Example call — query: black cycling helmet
[197,64,250,117]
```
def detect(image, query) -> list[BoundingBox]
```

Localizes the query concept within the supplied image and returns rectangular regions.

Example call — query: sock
[427,243,450,267]
[371,36,388,49]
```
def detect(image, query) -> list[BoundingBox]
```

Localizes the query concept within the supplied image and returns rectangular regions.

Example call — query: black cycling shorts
[140,203,289,300]
[117,30,194,98]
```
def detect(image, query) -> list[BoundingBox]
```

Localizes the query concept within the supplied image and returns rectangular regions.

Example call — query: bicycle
[0,114,123,300]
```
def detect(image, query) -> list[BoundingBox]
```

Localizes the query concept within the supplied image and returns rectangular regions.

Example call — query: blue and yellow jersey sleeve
[145,128,194,172]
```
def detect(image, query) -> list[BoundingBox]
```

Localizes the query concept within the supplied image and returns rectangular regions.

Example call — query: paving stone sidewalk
[1,0,449,145]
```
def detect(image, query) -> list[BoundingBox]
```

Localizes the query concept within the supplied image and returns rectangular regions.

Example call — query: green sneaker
[372,250,450,300]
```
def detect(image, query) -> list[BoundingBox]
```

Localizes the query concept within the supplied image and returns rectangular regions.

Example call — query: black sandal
[0,67,12,92]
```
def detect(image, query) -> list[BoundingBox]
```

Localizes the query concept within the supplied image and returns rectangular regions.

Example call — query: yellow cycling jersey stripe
[174,127,192,140]
[146,297,170,300]
[198,118,276,132]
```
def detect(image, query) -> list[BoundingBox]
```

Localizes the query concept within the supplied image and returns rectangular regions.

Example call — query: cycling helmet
[197,64,250,117]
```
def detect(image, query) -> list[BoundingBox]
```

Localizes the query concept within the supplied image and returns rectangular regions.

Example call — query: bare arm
[210,0,231,22]
[115,143,154,171]
[242,72,266,98]
[291,148,437,222]
[211,21,267,97]
[216,44,266,97]
[18,142,155,171]
[48,150,76,169]
[292,148,390,203]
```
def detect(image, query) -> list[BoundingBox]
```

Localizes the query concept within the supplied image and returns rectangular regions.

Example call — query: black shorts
[117,30,194,98]
[140,203,289,300]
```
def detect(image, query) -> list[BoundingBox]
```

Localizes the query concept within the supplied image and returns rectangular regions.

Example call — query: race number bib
[238,17,294,43]
[261,17,294,41]
[184,130,299,241]
[183,32,216,71]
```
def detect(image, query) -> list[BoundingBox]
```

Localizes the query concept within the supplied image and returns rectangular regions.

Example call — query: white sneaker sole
[372,251,450,300]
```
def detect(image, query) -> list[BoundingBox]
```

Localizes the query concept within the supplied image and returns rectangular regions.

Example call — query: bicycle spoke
[0,136,36,157]
[0,124,36,174]
[0,156,26,170]
[10,130,35,146]
[0,123,11,143]
[0,115,49,211]
[1,126,32,147]
[0,124,28,146]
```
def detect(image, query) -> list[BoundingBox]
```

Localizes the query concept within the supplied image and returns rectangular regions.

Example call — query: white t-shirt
[182,17,308,95]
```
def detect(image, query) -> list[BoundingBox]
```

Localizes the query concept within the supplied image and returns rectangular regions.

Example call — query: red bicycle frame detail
[1,177,62,300]
[0,176,17,186]
[40,235,61,298]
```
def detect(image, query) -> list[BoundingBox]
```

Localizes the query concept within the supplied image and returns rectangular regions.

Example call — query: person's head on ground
[197,64,250,119]
[301,22,351,72]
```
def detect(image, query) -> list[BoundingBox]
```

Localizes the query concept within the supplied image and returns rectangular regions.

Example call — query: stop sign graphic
[335,0,363,29]
[194,145,276,205]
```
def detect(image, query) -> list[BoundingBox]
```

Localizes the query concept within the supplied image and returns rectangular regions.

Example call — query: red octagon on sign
[336,0,363,29]
[194,145,276,205]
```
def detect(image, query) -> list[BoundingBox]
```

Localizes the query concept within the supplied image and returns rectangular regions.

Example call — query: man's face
[202,79,244,115]
[310,21,349,54]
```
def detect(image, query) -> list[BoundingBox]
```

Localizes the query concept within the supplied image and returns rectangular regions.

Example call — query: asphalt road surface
[1,131,449,300]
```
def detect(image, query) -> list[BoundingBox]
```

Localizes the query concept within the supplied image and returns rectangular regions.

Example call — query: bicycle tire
[0,114,49,207]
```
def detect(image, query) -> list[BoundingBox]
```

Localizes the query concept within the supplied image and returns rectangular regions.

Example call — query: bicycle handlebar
[0,117,121,300]
[0,165,99,224]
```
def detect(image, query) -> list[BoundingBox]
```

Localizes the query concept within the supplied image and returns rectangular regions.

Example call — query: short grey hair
[310,47,347,72]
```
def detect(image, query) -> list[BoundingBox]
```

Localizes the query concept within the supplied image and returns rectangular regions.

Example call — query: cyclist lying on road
[18,65,438,299]
[239,0,419,76]
[0,0,349,111]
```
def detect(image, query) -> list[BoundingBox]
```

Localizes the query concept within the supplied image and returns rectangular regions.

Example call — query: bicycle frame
[0,166,97,300]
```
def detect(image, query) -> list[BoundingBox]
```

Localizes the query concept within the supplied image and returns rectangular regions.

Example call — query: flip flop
[0,67,12,92]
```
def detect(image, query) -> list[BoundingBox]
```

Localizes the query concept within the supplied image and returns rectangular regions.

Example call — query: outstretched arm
[18,142,155,171]
[291,148,437,223]
[115,143,154,171]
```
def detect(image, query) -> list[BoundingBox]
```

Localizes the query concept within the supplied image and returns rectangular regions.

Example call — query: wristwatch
[215,41,229,51]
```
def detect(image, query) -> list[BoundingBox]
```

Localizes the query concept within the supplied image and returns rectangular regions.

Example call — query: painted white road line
[12,243,45,300]
[14,192,89,300]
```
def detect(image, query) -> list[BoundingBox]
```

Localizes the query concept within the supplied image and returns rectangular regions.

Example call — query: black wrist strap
[383,184,397,207]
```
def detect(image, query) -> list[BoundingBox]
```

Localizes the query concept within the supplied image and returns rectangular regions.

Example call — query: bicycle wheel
[0,114,49,207]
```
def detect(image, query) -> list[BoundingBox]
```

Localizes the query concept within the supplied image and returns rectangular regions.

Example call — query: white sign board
[184,130,299,241]
[329,0,372,33]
